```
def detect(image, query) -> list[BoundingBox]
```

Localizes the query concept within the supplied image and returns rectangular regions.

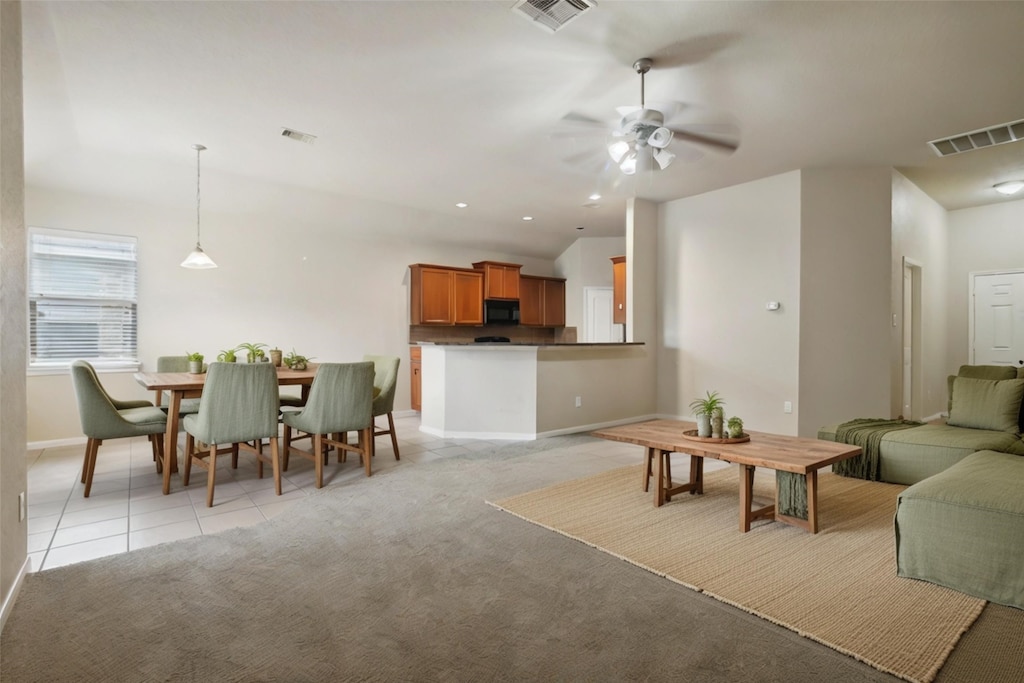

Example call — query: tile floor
[27,415,713,572]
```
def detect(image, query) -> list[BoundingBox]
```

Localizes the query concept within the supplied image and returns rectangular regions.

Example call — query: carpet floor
[491,465,984,683]
[1,436,1020,682]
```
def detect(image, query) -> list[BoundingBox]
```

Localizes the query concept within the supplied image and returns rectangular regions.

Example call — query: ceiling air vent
[281,128,317,145]
[511,0,596,34]
[928,118,1024,157]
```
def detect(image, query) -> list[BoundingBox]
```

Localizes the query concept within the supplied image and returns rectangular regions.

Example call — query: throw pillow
[947,377,1024,434]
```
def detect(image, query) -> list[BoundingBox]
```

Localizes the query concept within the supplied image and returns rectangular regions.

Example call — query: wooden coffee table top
[592,419,861,475]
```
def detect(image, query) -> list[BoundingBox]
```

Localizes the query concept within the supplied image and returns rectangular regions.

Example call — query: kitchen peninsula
[417,342,651,440]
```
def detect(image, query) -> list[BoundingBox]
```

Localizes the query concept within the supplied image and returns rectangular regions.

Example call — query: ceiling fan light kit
[181,143,217,270]
[993,180,1024,196]
[593,57,738,176]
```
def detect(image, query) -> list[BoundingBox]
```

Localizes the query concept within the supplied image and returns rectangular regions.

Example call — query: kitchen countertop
[416,342,645,347]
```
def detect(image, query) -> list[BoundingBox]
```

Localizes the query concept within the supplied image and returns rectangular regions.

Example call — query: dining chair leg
[255,439,264,479]
[83,438,101,497]
[387,412,400,460]
[81,440,93,484]
[206,444,218,507]
[151,434,165,474]
[269,436,281,496]
[362,427,373,477]
[313,433,324,488]
[231,443,239,469]
[282,424,292,471]
[183,433,195,486]
[337,431,348,462]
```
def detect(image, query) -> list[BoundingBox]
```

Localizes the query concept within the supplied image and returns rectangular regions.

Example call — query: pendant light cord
[195,145,202,247]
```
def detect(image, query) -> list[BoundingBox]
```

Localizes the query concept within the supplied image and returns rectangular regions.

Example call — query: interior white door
[972,271,1024,367]
[584,287,615,343]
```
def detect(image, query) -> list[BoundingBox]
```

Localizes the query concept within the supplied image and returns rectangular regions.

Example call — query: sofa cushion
[947,377,1024,434]
[875,423,1024,484]
[895,450,1024,609]
[946,365,1020,414]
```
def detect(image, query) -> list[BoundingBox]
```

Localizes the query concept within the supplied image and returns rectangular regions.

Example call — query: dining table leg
[162,390,183,495]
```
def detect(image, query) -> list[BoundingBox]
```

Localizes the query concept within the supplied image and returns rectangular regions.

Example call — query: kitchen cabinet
[409,264,484,325]
[472,261,521,300]
[410,346,422,411]
[520,275,566,327]
[611,256,626,324]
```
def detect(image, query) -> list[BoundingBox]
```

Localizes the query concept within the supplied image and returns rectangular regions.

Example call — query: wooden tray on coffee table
[681,429,750,444]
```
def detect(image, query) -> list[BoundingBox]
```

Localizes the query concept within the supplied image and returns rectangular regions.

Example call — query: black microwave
[484,299,519,325]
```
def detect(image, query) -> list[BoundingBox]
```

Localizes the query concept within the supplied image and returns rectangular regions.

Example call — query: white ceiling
[21,1,1024,260]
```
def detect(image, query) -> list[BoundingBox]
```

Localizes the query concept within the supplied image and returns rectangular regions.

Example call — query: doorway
[971,270,1024,367]
[902,258,922,420]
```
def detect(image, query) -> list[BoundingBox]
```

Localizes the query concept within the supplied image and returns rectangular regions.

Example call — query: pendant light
[180,143,217,269]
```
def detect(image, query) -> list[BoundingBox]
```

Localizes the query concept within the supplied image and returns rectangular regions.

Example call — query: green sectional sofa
[820,364,1024,609]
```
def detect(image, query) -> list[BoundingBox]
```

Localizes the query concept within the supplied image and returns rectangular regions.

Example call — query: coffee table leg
[655,449,666,507]
[740,464,755,532]
[807,470,819,534]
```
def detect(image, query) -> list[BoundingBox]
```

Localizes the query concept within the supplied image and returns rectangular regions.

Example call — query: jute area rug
[491,465,986,683]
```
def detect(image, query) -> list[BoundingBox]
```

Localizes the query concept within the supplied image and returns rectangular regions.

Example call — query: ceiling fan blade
[561,111,611,128]
[562,147,605,166]
[666,127,739,154]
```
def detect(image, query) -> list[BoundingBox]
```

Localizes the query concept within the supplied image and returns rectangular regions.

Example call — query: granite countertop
[416,342,645,347]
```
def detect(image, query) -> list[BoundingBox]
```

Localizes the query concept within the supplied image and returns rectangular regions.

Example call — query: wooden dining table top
[134,363,319,391]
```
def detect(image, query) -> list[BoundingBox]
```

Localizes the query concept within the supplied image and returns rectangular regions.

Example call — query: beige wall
[798,168,892,436]
[1,0,26,622]
[25,186,556,444]
[891,171,950,419]
[555,235,626,333]
[657,172,802,434]
[946,198,1024,369]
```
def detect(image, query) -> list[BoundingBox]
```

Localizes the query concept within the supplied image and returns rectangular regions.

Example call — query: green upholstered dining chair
[181,362,282,507]
[155,355,202,414]
[364,354,401,460]
[70,360,169,497]
[281,362,375,488]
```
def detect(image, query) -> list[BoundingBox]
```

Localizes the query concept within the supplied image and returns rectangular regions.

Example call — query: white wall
[891,171,950,418]
[657,172,802,434]
[25,186,556,443]
[947,198,1024,369]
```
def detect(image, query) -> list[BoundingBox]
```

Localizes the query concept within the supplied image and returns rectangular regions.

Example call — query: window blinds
[28,228,138,369]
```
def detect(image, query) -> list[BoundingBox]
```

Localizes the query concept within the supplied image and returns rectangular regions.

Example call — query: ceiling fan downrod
[633,58,653,108]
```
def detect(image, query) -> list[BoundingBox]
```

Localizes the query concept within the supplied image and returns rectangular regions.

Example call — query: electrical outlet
[18,492,26,522]
[575,396,582,408]
[784,401,793,414]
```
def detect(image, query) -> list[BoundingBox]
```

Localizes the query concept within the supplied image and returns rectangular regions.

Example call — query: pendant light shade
[181,144,217,269]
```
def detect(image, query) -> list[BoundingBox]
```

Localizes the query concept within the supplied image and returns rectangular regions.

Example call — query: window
[28,227,138,371]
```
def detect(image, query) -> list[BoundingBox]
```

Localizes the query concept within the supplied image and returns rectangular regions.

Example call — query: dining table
[134,364,319,494]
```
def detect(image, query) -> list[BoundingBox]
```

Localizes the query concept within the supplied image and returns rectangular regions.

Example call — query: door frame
[902,257,922,420]
[969,267,1024,364]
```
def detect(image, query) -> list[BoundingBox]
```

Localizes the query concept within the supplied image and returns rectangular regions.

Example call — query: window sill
[28,362,141,377]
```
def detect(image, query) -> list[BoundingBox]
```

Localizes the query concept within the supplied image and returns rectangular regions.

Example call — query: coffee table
[591,419,862,533]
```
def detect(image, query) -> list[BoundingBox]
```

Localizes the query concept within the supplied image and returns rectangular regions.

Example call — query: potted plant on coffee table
[727,416,745,439]
[186,351,204,374]
[688,391,725,438]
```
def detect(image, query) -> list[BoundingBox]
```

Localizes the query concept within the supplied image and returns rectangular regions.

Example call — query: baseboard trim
[1,556,31,632]
[419,414,659,441]
[27,436,86,451]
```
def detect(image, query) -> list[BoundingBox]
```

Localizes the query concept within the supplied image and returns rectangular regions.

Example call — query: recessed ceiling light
[993,180,1024,196]
[589,193,601,200]
[455,202,468,208]
[522,216,533,221]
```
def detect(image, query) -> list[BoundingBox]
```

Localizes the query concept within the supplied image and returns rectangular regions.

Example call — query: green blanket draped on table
[776,418,923,520]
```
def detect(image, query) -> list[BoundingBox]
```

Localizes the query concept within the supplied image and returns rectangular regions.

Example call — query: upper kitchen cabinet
[611,256,626,325]
[520,275,566,327]
[410,264,484,325]
[472,261,521,300]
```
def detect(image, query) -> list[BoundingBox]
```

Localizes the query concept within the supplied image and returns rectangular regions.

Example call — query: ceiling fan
[563,58,740,176]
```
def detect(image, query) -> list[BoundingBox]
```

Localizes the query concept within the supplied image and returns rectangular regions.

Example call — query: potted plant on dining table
[237,342,267,364]
[283,349,313,371]
[186,351,205,374]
